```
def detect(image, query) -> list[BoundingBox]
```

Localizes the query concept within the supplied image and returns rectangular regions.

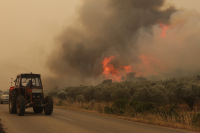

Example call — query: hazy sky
[0,0,81,89]
[0,0,199,90]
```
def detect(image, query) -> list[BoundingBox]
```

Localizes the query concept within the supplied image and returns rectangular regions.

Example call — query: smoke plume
[46,0,200,87]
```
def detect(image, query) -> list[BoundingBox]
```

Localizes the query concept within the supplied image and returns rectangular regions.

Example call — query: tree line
[45,75,200,110]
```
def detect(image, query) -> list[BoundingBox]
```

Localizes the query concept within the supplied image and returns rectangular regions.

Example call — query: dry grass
[53,98,200,132]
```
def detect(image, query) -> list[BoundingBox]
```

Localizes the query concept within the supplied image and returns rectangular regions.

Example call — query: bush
[113,98,128,110]
[47,76,200,112]
[76,94,85,103]
[134,84,168,106]
[173,81,198,110]
[111,87,130,101]
[104,106,117,114]
[83,87,96,102]
[45,87,60,97]
[129,98,155,113]
[58,91,67,100]
[66,86,88,100]
[129,98,139,108]
[101,86,112,102]
[136,102,155,113]
[192,113,200,127]
[94,90,102,102]
[102,79,112,84]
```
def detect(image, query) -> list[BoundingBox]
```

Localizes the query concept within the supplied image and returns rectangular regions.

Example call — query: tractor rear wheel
[44,96,53,115]
[16,95,25,116]
[9,90,17,114]
[33,107,43,113]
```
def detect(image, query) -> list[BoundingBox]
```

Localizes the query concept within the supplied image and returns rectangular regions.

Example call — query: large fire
[120,65,132,73]
[159,23,170,38]
[101,56,133,82]
[101,23,168,82]
[101,54,164,82]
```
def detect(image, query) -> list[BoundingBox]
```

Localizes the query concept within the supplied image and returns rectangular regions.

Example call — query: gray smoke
[45,0,176,87]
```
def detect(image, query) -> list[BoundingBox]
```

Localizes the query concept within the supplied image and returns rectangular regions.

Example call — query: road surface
[0,104,195,133]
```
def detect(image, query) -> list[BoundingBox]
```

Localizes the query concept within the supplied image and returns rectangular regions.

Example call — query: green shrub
[58,91,67,100]
[83,87,96,102]
[104,106,117,114]
[129,98,155,113]
[101,87,112,102]
[192,113,200,127]
[113,98,128,110]
[102,79,112,84]
[94,90,102,102]
[45,87,60,97]
[136,102,155,113]
[111,87,130,101]
[76,94,85,103]
[48,75,200,112]
[134,84,168,106]
[129,98,139,108]
[173,81,198,110]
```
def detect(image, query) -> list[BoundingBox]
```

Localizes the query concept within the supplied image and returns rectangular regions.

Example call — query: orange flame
[101,56,133,82]
[101,56,122,82]
[159,23,170,38]
[120,65,133,73]
[101,54,165,82]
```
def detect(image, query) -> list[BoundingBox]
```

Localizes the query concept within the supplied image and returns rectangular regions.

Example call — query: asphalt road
[0,104,196,133]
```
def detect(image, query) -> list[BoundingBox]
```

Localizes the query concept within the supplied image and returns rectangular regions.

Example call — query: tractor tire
[16,95,25,116]
[9,90,17,114]
[44,96,53,115]
[33,107,43,113]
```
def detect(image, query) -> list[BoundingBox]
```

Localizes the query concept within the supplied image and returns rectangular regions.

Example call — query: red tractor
[9,73,53,116]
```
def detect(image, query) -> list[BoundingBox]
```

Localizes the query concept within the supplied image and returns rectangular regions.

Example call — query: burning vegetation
[101,56,133,82]
[46,0,179,86]
[45,0,200,88]
[159,23,170,38]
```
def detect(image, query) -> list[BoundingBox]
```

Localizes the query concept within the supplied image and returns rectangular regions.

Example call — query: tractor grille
[32,93,41,100]
[34,99,41,106]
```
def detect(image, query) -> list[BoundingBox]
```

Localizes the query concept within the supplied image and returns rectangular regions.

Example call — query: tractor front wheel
[44,96,53,115]
[9,90,17,114]
[33,107,43,113]
[16,95,25,116]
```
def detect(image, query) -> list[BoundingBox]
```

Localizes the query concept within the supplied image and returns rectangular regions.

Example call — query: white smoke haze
[44,0,200,88]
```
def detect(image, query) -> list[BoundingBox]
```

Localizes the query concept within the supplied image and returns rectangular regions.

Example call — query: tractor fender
[10,86,14,92]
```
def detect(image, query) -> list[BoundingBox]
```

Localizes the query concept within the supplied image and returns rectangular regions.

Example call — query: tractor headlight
[37,95,40,98]
[33,95,35,98]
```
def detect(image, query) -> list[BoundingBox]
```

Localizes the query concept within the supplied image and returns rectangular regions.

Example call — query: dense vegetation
[44,75,200,129]
[45,75,200,110]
